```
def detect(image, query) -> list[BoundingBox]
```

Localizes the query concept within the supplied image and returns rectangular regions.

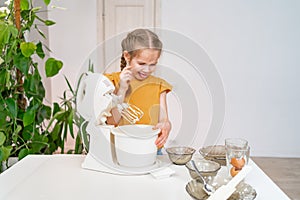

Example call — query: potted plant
[46,74,86,155]
[0,0,83,172]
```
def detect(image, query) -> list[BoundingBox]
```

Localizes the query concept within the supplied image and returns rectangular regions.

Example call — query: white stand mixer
[76,72,173,175]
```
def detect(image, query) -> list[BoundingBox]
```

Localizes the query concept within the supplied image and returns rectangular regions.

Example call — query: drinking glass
[225,138,250,177]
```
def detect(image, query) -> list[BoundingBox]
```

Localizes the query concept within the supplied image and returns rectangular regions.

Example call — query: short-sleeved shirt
[104,72,172,125]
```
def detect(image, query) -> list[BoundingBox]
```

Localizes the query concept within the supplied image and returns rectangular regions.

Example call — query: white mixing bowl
[111,125,160,168]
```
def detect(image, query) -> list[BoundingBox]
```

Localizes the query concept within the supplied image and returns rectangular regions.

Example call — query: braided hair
[120,29,163,70]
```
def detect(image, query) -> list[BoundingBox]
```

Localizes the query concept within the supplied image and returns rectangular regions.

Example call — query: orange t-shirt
[104,72,172,125]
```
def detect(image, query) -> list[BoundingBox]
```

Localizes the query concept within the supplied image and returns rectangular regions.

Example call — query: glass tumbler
[225,138,250,177]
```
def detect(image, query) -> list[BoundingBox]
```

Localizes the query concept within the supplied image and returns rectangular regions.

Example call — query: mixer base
[81,153,174,176]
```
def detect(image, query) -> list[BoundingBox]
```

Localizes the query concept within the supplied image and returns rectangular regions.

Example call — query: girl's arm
[106,66,133,125]
[154,91,172,148]
[106,86,127,125]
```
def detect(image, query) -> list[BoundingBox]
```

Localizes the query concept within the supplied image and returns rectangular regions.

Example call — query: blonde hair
[120,29,162,70]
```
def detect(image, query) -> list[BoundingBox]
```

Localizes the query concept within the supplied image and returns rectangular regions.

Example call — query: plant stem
[14,0,21,31]
[10,143,27,156]
[13,0,27,111]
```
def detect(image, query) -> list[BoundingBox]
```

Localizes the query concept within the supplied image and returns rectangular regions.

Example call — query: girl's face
[125,49,161,81]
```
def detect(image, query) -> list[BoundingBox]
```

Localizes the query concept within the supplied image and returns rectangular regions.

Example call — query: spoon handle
[191,160,206,183]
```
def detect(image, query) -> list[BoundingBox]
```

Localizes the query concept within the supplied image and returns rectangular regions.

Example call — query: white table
[0,155,290,200]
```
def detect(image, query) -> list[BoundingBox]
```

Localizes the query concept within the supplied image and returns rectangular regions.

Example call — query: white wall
[161,0,300,157]
[47,0,97,102]
[46,0,300,157]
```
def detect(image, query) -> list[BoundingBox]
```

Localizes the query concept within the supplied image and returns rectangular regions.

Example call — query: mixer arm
[76,72,116,125]
[76,72,143,125]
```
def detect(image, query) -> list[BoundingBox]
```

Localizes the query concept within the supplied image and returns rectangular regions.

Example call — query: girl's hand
[119,65,133,91]
[154,120,172,148]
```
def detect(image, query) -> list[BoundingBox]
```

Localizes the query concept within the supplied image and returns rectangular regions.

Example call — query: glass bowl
[199,145,226,166]
[185,158,221,181]
[185,179,257,200]
[166,146,196,165]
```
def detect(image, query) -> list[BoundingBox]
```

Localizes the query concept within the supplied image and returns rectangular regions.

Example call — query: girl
[105,28,172,149]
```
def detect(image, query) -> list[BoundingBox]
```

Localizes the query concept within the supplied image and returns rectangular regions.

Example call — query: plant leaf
[8,25,18,38]
[46,110,65,130]
[23,109,36,127]
[52,110,66,121]
[14,54,30,75]
[20,0,29,10]
[22,129,32,140]
[0,23,10,49]
[80,121,89,151]
[44,0,51,6]
[53,103,60,115]
[46,142,57,154]
[63,119,68,140]
[32,7,42,12]
[0,24,18,48]
[44,20,56,26]
[31,134,48,153]
[36,42,45,59]
[5,98,17,118]
[40,105,51,119]
[0,69,8,91]
[0,132,6,146]
[15,125,22,135]
[75,134,83,154]
[64,75,74,94]
[68,111,74,138]
[0,146,12,162]
[20,42,37,57]
[0,25,17,63]
[45,58,63,77]
[36,79,46,100]
[50,123,61,141]
[34,24,46,39]
[0,112,6,127]
[18,148,29,160]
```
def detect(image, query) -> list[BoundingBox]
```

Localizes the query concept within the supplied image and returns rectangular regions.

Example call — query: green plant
[46,75,85,155]
[49,60,96,154]
[0,0,83,172]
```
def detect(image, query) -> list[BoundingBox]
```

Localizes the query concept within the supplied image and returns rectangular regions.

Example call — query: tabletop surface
[0,154,291,200]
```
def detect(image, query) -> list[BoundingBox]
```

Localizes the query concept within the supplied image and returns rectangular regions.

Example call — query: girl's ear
[123,51,131,64]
